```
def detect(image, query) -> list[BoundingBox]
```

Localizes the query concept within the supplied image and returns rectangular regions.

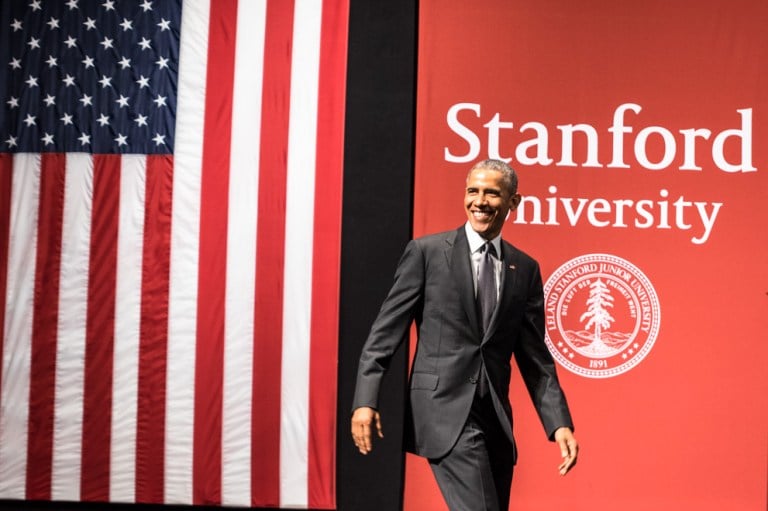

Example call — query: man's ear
[509,193,522,211]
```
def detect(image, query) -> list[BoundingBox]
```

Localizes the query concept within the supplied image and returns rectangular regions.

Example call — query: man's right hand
[351,406,383,455]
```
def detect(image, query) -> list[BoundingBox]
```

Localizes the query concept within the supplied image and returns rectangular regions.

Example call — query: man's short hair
[469,159,519,196]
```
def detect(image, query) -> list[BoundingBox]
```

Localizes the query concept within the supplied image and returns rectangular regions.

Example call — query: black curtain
[336,0,417,510]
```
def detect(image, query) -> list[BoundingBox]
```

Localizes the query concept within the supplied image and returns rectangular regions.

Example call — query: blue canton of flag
[1,0,180,154]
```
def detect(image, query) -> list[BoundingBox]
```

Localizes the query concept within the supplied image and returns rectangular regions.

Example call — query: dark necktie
[476,242,497,334]
[476,242,497,399]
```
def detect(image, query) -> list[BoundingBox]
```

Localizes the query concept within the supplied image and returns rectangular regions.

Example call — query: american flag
[0,0,347,508]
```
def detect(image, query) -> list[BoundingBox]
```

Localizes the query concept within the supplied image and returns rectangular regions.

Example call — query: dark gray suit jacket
[352,226,573,461]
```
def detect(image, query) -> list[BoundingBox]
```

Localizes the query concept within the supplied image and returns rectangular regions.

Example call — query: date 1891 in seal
[543,254,661,378]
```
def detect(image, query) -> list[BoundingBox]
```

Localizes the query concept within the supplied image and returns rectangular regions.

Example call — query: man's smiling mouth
[471,210,493,219]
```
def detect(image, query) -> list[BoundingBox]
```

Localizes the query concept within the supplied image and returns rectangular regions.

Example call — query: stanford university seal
[543,254,660,378]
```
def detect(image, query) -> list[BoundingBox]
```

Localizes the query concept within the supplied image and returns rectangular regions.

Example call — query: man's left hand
[554,427,579,476]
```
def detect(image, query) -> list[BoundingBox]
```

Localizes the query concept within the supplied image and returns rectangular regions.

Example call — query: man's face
[464,168,521,240]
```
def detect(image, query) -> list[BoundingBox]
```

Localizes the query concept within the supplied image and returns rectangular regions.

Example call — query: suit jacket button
[469,377,477,384]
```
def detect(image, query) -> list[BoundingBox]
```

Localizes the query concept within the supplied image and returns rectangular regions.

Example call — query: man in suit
[351,159,578,510]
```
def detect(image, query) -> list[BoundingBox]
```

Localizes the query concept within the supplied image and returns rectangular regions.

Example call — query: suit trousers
[429,391,515,511]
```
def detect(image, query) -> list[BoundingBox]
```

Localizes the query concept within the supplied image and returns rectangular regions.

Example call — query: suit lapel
[484,240,519,341]
[448,227,482,339]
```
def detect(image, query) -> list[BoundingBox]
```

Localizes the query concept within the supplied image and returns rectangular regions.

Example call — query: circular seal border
[543,253,661,378]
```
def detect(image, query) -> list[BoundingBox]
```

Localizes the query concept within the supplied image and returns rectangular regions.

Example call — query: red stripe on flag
[307,1,348,507]
[80,155,120,501]
[251,0,296,505]
[193,0,238,504]
[0,155,12,435]
[26,153,66,500]
[135,155,173,504]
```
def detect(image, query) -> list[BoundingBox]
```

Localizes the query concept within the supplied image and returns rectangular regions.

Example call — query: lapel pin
[508,264,516,270]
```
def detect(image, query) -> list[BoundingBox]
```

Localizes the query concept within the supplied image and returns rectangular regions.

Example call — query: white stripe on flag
[281,0,323,506]
[165,0,211,503]
[0,154,40,498]
[51,154,93,500]
[110,155,147,502]
[221,0,267,506]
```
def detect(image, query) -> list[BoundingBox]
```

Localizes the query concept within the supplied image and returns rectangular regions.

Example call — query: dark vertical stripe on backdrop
[337,1,418,510]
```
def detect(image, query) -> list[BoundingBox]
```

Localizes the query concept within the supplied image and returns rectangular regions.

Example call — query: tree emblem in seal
[543,254,661,378]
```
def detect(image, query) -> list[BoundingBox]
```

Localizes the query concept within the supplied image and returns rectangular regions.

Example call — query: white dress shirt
[464,222,502,299]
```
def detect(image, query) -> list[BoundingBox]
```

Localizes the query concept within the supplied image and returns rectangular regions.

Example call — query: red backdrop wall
[406,0,768,509]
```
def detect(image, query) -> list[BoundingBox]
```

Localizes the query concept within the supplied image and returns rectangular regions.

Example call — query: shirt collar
[464,222,501,256]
